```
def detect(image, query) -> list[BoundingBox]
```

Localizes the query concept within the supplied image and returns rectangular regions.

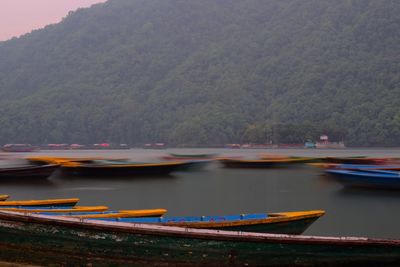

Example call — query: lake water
[2,148,400,239]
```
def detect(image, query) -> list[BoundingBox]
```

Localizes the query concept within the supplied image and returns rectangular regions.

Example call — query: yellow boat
[27,157,126,167]
[0,206,109,213]
[67,208,167,219]
[0,198,79,207]
[0,195,10,201]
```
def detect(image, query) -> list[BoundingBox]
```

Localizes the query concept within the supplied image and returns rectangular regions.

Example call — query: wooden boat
[60,160,192,177]
[218,157,309,168]
[0,195,9,201]
[0,211,399,266]
[0,198,79,207]
[0,162,59,179]
[43,208,167,219]
[93,210,325,235]
[326,169,400,189]
[0,206,109,213]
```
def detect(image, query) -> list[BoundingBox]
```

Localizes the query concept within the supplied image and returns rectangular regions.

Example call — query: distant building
[315,135,345,149]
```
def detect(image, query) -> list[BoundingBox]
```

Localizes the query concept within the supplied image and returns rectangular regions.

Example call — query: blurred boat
[0,195,9,201]
[94,210,325,235]
[0,162,59,179]
[321,157,388,165]
[219,157,311,168]
[0,211,399,266]
[59,160,192,177]
[326,169,400,189]
[0,198,79,207]
[330,164,400,171]
[28,157,121,165]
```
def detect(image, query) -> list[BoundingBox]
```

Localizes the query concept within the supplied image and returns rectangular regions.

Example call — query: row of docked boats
[0,156,213,179]
[1,154,400,192]
[0,195,324,235]
[0,196,398,266]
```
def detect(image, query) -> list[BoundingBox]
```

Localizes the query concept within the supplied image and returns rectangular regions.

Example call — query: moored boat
[0,163,59,179]
[94,210,325,235]
[218,157,309,168]
[44,208,167,218]
[0,206,109,213]
[329,164,400,171]
[326,169,400,189]
[0,198,79,207]
[60,160,193,177]
[0,195,9,201]
[321,157,388,165]
[0,211,398,266]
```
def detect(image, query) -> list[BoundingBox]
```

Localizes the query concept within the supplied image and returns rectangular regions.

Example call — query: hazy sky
[0,0,107,41]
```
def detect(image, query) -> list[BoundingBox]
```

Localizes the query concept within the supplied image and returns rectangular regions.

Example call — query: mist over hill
[0,0,399,146]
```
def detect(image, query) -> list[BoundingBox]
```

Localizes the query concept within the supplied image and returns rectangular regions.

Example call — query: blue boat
[334,164,400,171]
[90,210,325,235]
[326,169,400,189]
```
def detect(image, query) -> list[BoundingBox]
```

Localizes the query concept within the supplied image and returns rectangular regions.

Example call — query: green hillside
[0,0,399,146]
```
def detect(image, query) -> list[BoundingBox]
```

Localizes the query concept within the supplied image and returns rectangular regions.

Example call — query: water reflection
[337,187,400,198]
[0,178,57,187]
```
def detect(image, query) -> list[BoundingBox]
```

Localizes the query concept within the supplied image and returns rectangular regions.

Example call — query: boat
[0,162,59,179]
[329,164,400,171]
[218,157,310,168]
[59,160,192,177]
[0,206,109,213]
[0,198,79,207]
[0,195,9,201]
[42,208,167,219]
[0,211,398,266]
[321,157,388,164]
[258,155,316,163]
[93,210,325,235]
[325,169,400,189]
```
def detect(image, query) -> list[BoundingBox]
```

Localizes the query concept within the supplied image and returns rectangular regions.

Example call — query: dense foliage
[0,0,398,146]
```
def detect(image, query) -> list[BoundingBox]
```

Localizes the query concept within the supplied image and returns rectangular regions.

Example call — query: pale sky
[0,0,107,41]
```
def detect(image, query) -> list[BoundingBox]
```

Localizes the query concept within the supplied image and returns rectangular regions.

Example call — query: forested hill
[0,0,399,147]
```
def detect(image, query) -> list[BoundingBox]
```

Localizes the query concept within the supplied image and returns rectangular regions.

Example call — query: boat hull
[0,164,59,179]
[61,162,188,177]
[0,212,399,266]
[97,210,325,235]
[0,198,79,207]
[219,159,288,168]
[326,170,400,189]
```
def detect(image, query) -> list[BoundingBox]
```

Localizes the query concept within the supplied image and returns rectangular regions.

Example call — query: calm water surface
[2,148,400,239]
